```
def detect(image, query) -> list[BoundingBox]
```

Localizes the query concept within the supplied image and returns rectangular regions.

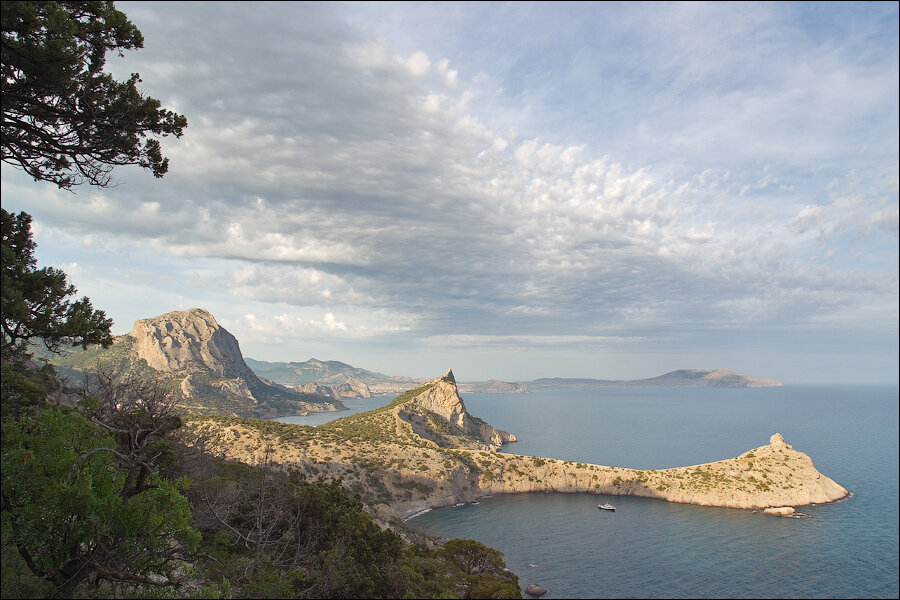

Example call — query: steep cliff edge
[130,309,258,380]
[403,369,517,450]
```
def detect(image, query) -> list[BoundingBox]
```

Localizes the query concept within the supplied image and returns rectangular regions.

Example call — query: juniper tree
[1,1,187,189]
[1,208,112,363]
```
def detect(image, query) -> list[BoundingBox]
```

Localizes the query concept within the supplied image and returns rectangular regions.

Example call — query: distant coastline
[247,359,783,393]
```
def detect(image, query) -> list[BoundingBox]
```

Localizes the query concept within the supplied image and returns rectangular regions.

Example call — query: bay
[408,385,899,599]
[276,394,395,426]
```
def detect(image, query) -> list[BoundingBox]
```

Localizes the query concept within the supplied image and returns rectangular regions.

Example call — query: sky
[2,1,898,384]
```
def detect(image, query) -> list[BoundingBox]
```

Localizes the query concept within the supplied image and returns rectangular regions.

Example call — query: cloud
[2,1,895,381]
[235,309,416,345]
[424,334,656,350]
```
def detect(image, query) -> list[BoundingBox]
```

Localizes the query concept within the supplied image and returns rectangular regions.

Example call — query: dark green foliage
[1,1,187,188]
[2,374,524,598]
[442,539,522,599]
[1,209,113,365]
[0,358,59,419]
[187,454,473,599]
[1,409,199,595]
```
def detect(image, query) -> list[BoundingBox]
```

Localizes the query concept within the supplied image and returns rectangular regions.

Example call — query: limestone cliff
[292,382,338,400]
[130,309,258,380]
[55,308,343,419]
[402,369,516,450]
[292,378,372,400]
[330,378,372,399]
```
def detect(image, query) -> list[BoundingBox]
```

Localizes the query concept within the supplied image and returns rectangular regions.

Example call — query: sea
[278,385,899,599]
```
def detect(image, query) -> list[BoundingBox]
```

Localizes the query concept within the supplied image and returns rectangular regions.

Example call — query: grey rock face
[525,583,548,597]
[126,308,341,417]
[330,378,372,399]
[129,308,255,380]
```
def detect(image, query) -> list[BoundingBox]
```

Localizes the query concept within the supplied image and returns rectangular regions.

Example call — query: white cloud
[789,205,825,234]
[3,2,896,382]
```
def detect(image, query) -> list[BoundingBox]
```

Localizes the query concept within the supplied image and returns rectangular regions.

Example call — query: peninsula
[185,369,847,523]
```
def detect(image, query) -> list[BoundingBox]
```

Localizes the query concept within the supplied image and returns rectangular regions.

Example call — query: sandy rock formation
[525,583,548,597]
[763,506,796,516]
[126,308,341,417]
[292,382,338,399]
[410,369,516,449]
[293,379,371,400]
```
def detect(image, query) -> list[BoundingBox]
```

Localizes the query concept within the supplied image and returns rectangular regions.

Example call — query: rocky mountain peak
[409,369,515,450]
[128,308,254,380]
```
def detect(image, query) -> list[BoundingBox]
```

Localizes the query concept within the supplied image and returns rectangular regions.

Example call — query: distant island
[524,368,783,389]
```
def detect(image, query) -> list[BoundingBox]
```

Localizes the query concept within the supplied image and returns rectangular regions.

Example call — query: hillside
[49,309,344,418]
[246,357,425,394]
[184,369,845,523]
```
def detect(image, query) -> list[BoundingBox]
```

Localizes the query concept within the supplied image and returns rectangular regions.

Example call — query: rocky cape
[50,308,344,419]
[185,369,845,524]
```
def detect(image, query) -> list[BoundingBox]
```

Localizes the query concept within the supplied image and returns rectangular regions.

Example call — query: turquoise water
[407,385,899,599]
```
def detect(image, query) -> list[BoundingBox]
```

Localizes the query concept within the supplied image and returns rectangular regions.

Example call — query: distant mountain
[245,357,426,394]
[457,380,528,393]
[245,359,780,394]
[528,369,782,389]
[49,309,344,418]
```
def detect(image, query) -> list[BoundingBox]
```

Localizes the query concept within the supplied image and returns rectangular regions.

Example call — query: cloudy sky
[2,1,897,383]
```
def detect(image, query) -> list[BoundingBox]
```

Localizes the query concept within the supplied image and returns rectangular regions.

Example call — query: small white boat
[455,502,466,507]
[598,503,616,511]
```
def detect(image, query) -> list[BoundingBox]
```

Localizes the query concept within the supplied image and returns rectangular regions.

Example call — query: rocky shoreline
[185,370,849,524]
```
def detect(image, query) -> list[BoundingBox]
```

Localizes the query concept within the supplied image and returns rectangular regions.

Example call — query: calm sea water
[403,385,900,599]
[277,394,396,426]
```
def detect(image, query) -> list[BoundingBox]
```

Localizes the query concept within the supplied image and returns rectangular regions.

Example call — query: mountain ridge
[245,357,424,393]
[49,308,344,418]
[246,358,783,391]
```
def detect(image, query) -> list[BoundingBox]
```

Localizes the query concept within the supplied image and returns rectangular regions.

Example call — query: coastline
[188,416,850,522]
